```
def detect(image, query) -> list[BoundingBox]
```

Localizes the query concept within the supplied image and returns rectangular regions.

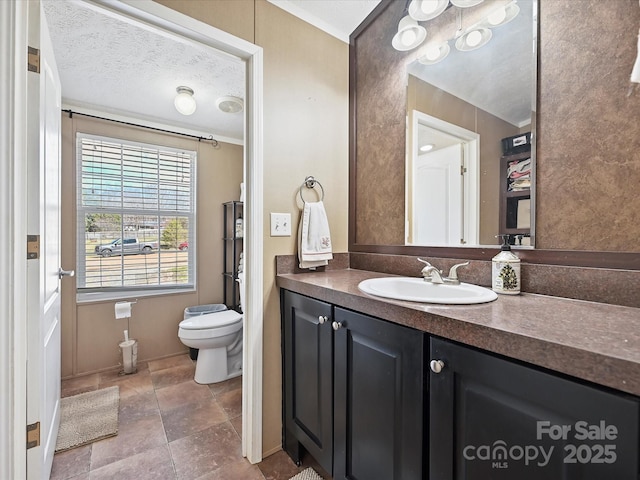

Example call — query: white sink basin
[358,277,498,305]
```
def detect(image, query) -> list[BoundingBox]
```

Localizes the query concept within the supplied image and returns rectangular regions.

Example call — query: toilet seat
[178,310,242,340]
[180,310,241,329]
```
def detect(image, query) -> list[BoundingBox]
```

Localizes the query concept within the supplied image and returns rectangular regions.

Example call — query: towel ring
[299,176,325,202]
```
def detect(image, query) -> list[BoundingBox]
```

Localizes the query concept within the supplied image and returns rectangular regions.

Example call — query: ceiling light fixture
[408,0,449,21]
[174,86,196,116]
[420,143,435,152]
[216,96,244,114]
[392,15,427,51]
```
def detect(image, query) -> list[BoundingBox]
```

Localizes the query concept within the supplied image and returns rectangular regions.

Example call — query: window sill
[76,287,196,305]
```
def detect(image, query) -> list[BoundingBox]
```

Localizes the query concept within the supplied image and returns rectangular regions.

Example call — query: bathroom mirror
[405,0,535,247]
[350,0,640,267]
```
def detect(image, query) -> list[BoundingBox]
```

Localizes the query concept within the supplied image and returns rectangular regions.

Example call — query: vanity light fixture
[481,1,520,28]
[450,0,484,7]
[455,27,492,51]
[174,86,196,116]
[216,96,244,114]
[392,15,427,51]
[408,0,449,21]
[419,41,451,65]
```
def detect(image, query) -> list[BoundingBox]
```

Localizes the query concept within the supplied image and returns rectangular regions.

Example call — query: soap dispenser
[492,234,520,295]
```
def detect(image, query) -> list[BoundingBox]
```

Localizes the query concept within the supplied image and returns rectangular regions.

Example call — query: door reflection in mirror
[407,111,479,246]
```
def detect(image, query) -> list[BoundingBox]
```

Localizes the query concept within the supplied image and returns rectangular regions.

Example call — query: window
[76,134,196,293]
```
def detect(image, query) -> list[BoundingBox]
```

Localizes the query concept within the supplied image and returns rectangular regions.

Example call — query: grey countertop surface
[277,268,640,397]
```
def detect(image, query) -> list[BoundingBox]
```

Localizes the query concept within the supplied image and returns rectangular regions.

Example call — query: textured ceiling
[42,0,246,143]
[42,0,379,144]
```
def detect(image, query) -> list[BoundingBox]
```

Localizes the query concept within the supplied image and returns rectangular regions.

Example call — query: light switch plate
[270,212,291,236]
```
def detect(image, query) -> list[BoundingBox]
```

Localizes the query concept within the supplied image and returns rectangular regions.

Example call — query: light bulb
[392,15,426,51]
[488,7,507,26]
[420,144,435,152]
[425,46,441,61]
[421,0,439,14]
[401,29,418,47]
[466,30,483,48]
[174,86,196,116]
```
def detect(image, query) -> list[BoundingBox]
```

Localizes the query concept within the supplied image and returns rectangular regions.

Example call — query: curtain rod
[62,109,219,147]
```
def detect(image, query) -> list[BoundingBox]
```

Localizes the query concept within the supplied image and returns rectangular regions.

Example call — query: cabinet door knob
[318,315,328,325]
[332,321,343,331]
[430,359,445,374]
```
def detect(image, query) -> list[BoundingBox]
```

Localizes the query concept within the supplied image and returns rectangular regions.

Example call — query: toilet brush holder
[119,339,138,374]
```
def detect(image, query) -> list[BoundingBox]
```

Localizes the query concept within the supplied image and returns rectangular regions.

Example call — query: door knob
[318,315,328,325]
[332,321,343,331]
[430,359,445,373]
[58,268,75,279]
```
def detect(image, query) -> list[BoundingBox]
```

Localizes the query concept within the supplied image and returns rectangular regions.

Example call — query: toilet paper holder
[114,300,137,319]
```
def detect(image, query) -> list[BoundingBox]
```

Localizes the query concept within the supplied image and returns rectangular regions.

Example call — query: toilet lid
[179,310,242,330]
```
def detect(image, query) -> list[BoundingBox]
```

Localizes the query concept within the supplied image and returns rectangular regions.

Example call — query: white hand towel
[298,201,333,269]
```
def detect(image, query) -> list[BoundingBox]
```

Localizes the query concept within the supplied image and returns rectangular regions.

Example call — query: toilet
[178,274,244,384]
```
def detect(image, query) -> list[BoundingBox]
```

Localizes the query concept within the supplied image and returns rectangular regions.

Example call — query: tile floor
[51,354,326,480]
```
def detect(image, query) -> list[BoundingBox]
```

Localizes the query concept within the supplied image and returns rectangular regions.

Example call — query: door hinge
[460,166,467,175]
[28,46,40,73]
[26,422,40,449]
[27,235,40,259]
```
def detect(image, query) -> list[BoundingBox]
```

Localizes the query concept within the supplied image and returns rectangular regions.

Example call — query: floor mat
[55,386,119,452]
[289,467,324,480]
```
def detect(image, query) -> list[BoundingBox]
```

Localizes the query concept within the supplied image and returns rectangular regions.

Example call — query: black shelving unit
[499,144,531,238]
[222,201,243,311]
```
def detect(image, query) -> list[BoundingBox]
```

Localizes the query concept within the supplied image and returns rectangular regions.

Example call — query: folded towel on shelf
[507,158,531,178]
[298,201,333,269]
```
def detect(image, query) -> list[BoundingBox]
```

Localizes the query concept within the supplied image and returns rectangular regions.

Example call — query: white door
[413,144,463,245]
[26,2,64,478]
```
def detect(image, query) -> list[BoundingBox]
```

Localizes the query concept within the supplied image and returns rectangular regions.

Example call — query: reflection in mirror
[407,111,479,246]
[405,0,536,247]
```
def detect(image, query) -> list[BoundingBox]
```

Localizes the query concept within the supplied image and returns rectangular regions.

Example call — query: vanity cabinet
[429,337,640,480]
[282,290,333,473]
[281,290,425,480]
[332,307,425,480]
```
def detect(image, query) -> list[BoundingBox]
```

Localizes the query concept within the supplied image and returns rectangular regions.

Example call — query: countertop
[276,269,640,397]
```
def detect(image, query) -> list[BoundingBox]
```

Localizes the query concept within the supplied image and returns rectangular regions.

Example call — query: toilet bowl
[178,274,245,384]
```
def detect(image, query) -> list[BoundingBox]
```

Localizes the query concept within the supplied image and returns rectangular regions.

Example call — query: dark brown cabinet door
[430,337,639,480]
[333,307,425,480]
[282,290,334,474]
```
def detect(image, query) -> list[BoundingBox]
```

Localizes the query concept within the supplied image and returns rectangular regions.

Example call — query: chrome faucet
[418,258,470,285]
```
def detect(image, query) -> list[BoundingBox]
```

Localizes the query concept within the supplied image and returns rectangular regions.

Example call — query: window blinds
[76,134,196,291]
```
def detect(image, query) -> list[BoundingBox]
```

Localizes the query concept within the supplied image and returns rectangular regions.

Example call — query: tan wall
[61,114,243,376]
[255,0,349,455]
[62,0,350,458]
[155,0,255,43]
